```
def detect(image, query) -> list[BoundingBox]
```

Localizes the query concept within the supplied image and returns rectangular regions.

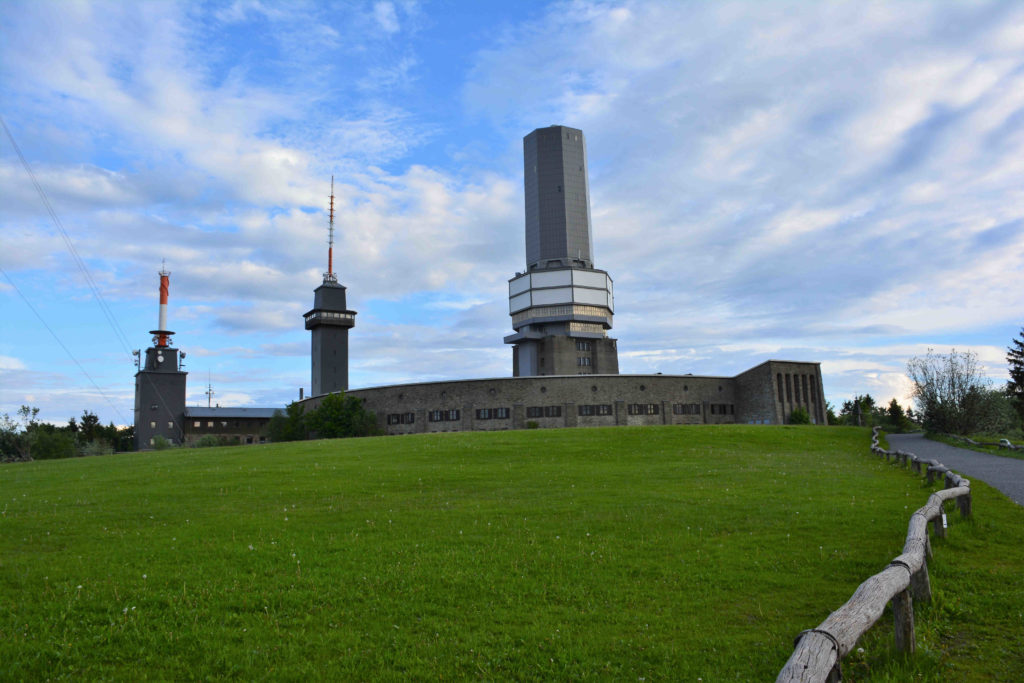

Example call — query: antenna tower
[324,176,338,283]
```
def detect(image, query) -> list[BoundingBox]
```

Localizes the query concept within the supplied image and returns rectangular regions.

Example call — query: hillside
[2,425,1021,679]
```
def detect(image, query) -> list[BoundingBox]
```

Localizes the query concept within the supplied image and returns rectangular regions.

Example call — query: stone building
[297,360,826,435]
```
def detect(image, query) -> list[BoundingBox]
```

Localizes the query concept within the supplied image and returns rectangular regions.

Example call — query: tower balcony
[304,309,356,330]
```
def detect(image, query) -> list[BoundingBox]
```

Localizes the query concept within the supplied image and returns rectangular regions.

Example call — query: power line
[1,267,130,425]
[1,114,135,357]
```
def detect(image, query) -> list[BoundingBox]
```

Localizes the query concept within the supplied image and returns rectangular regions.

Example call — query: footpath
[888,432,1024,506]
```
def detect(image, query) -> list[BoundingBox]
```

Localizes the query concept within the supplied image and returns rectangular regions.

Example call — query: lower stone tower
[134,266,187,449]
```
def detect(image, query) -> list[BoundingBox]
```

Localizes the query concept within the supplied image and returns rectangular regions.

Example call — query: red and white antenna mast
[149,259,175,347]
[324,176,338,283]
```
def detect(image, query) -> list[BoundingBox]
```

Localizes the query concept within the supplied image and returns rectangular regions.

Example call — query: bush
[151,435,172,450]
[526,421,539,429]
[788,407,810,424]
[193,435,223,448]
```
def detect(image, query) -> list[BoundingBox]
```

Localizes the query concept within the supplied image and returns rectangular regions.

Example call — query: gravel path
[887,433,1024,506]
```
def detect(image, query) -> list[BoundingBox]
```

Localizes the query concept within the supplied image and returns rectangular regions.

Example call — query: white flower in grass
[248,544,255,550]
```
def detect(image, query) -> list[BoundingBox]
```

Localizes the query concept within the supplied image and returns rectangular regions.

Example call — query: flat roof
[184,406,279,419]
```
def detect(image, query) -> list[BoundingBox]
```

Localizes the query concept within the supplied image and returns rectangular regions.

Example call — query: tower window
[150,421,156,429]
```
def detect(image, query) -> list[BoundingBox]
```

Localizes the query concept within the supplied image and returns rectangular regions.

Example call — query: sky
[2,0,1022,428]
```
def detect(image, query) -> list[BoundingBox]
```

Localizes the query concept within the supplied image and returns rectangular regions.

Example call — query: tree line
[1,406,134,462]
[267,392,382,442]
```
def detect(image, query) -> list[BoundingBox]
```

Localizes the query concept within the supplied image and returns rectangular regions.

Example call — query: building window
[575,340,592,351]
[208,421,214,427]
[403,413,415,424]
[194,420,201,428]
[429,410,443,422]
[710,404,735,416]
[802,375,810,404]
[168,421,174,429]
[673,403,701,415]
[628,404,659,415]
[528,406,561,418]
[579,404,594,416]
[577,357,592,366]
[387,414,402,425]
[785,374,792,402]
[777,374,784,402]
[476,408,492,420]
[494,407,510,419]
[596,404,612,416]
[445,409,460,421]
[150,421,156,429]
[579,404,613,416]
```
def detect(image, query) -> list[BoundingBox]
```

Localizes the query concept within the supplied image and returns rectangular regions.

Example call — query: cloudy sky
[2,0,1022,427]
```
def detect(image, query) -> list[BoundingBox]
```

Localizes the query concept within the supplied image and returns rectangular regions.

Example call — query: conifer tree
[1008,327,1024,420]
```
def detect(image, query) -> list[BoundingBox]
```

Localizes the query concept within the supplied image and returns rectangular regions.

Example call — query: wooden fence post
[932,510,946,538]
[958,493,971,517]
[892,589,915,653]
[910,562,931,603]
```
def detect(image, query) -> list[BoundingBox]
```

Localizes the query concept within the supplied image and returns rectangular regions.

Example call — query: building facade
[298,360,826,436]
[182,407,276,446]
[505,126,618,376]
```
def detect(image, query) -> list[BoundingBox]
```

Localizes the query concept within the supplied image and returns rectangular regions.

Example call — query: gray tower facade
[305,281,356,396]
[505,125,619,376]
[134,346,187,449]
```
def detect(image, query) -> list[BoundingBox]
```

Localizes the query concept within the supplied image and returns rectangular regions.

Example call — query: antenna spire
[324,176,338,283]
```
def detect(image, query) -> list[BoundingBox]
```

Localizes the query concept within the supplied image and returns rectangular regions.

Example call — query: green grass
[927,432,1024,462]
[1,425,1022,680]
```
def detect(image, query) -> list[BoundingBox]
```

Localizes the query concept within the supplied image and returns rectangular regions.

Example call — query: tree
[1008,327,1024,422]
[267,402,308,442]
[789,407,810,424]
[305,393,380,439]
[906,349,989,434]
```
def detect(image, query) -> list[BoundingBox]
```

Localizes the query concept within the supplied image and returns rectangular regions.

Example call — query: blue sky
[2,0,1022,427]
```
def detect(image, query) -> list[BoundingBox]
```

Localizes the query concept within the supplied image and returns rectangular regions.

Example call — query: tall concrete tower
[504,125,618,376]
[305,178,356,396]
[134,265,187,449]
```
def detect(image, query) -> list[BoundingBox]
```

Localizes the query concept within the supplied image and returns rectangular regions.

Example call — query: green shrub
[789,407,810,424]
[151,435,172,450]
[526,420,539,429]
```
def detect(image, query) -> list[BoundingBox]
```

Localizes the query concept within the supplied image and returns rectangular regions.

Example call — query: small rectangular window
[150,421,157,429]
[208,421,214,427]
[475,408,491,420]
[494,407,510,419]
[598,404,612,416]
[544,406,562,418]
[194,420,201,428]
[429,410,443,422]
[169,421,175,429]
[578,404,595,416]
[445,409,460,421]
[526,407,543,418]
[403,412,415,424]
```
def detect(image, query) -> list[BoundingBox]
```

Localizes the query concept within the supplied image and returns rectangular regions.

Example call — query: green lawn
[1,425,1022,680]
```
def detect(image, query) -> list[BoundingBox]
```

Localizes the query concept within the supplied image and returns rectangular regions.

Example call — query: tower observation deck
[505,125,618,376]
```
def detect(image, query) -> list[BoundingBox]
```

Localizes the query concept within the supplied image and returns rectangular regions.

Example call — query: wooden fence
[777,427,972,682]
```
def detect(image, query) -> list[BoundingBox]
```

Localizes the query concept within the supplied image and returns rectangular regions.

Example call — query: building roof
[184,406,279,419]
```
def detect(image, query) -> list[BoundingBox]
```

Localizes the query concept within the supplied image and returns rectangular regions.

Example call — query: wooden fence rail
[777,427,971,682]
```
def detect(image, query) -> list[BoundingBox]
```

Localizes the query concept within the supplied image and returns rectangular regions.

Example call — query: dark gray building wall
[299,361,824,436]
[524,125,594,270]
[134,347,187,449]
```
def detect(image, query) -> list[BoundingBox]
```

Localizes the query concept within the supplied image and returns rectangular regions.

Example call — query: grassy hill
[2,425,1022,680]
